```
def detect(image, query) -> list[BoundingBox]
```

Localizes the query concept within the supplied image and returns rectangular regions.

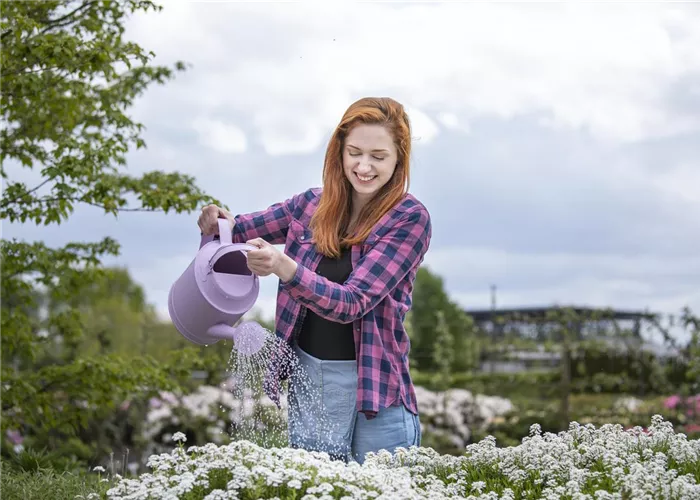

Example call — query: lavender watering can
[168,218,267,355]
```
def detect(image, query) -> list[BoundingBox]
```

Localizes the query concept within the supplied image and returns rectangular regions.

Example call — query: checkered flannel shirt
[230,187,432,417]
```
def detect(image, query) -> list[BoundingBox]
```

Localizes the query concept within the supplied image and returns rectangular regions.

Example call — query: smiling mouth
[355,172,377,183]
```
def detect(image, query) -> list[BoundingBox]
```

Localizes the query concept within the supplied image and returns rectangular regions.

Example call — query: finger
[199,205,219,234]
[246,251,268,263]
[246,238,266,249]
[199,207,216,234]
[246,262,266,276]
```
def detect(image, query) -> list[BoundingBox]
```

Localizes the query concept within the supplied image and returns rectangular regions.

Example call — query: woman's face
[342,124,398,204]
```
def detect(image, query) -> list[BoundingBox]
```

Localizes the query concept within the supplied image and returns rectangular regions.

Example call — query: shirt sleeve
[230,190,306,245]
[281,205,431,323]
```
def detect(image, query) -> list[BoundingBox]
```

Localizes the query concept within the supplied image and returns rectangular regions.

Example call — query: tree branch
[31,196,162,213]
[38,1,99,36]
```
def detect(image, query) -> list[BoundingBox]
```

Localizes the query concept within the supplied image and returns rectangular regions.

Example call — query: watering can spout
[206,321,268,356]
[206,323,238,341]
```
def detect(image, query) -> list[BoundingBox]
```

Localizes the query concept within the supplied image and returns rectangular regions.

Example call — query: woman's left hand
[245,238,298,282]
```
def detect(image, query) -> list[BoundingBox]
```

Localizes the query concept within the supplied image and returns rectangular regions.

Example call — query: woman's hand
[245,238,298,282]
[198,204,235,235]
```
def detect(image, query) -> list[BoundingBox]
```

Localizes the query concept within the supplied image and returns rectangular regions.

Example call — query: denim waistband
[294,344,357,369]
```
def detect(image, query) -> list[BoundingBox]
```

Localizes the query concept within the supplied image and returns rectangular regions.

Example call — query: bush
[412,370,560,399]
[106,416,700,499]
[0,458,112,500]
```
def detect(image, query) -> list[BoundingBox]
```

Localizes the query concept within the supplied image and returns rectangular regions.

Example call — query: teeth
[357,174,375,182]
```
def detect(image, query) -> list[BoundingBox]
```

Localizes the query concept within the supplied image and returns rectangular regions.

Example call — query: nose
[356,158,372,173]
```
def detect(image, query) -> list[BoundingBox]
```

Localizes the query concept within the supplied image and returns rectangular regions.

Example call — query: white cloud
[423,246,700,315]
[192,117,247,154]
[649,163,700,203]
[436,112,468,133]
[7,1,698,331]
[125,2,700,154]
[405,106,439,146]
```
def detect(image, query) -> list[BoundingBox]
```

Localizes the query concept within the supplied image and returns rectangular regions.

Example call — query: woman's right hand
[198,204,235,235]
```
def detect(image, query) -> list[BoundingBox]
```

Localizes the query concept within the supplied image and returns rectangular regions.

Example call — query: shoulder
[387,193,431,229]
[288,187,322,219]
[396,193,430,220]
[369,193,432,245]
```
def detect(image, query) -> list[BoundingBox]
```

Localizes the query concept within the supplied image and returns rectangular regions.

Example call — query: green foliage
[680,307,700,395]
[1,0,222,223]
[410,267,480,372]
[432,311,454,392]
[412,369,561,399]
[0,0,224,469]
[1,458,113,500]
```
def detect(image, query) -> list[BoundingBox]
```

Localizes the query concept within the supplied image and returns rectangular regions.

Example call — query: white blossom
[107,416,700,500]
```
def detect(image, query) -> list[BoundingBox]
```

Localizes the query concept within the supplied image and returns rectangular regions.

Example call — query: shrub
[106,416,700,499]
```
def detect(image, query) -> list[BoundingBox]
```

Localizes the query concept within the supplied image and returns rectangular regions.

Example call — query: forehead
[345,124,395,150]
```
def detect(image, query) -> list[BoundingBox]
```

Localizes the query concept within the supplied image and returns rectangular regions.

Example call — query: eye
[372,156,385,161]
[348,152,361,157]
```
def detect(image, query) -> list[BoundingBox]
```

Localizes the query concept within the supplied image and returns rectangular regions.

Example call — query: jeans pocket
[413,413,421,447]
[403,410,420,448]
[324,387,355,432]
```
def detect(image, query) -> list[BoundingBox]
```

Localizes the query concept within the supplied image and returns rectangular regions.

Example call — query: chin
[351,184,380,197]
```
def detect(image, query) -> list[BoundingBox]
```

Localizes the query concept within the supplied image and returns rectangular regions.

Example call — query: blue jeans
[287,345,421,464]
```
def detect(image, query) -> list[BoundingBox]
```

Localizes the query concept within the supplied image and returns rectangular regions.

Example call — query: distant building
[465,305,654,341]
[463,305,675,373]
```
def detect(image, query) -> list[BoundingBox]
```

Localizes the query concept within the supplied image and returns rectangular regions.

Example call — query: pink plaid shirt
[230,188,431,416]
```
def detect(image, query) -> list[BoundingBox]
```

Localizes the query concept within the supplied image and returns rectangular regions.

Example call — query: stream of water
[220,321,349,457]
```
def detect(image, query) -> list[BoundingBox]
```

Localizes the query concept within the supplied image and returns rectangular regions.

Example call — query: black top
[297,247,356,360]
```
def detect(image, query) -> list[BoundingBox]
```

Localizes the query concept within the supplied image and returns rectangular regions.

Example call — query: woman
[198,97,431,464]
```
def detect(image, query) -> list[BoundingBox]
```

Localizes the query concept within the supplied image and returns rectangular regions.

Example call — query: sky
[4,1,700,341]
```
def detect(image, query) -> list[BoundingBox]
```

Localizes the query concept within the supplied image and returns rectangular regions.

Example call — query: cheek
[342,153,353,172]
[379,161,397,179]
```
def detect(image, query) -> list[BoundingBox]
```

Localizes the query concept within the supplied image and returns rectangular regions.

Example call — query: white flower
[107,414,699,500]
[172,432,187,443]
[92,465,105,473]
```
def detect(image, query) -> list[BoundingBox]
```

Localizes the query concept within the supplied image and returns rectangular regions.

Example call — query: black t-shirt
[297,247,356,360]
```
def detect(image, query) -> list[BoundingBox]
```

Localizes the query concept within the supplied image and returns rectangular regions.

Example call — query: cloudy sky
[5,1,700,336]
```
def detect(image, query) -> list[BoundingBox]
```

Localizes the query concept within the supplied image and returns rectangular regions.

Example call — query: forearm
[277,206,431,324]
[276,254,298,283]
[282,262,369,323]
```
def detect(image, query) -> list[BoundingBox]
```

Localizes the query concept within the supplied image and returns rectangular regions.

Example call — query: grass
[0,462,113,500]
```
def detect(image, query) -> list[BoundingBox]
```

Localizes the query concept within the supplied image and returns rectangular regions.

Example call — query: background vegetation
[2,2,698,499]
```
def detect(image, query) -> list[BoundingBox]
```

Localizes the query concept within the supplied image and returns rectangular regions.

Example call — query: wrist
[276,253,298,283]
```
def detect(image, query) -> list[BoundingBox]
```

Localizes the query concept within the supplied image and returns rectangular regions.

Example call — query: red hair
[310,97,412,258]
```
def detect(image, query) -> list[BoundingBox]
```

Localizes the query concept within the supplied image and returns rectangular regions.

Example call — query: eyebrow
[347,144,390,153]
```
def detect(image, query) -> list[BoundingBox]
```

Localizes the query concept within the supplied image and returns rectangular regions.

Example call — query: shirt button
[300,236,305,241]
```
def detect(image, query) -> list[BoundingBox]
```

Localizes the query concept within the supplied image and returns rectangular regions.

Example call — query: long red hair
[310,97,412,258]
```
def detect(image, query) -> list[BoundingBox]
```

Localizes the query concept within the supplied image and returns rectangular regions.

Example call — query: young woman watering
[198,97,432,464]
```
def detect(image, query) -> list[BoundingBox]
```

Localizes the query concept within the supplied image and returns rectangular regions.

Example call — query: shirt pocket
[289,218,313,244]
[287,218,315,267]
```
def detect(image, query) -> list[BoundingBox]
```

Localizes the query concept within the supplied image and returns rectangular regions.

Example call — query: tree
[432,311,454,392]
[1,1,222,464]
[410,266,481,373]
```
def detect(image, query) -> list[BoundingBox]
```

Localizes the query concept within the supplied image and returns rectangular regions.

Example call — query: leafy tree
[432,311,454,392]
[1,0,223,464]
[410,266,481,373]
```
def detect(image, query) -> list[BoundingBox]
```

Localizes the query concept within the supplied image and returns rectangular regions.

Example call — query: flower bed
[138,384,513,460]
[106,415,699,499]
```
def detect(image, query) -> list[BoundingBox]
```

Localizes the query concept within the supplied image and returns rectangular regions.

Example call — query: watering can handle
[217,218,232,245]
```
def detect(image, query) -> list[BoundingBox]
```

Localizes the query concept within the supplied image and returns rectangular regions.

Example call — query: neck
[351,191,371,216]
[349,191,371,233]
